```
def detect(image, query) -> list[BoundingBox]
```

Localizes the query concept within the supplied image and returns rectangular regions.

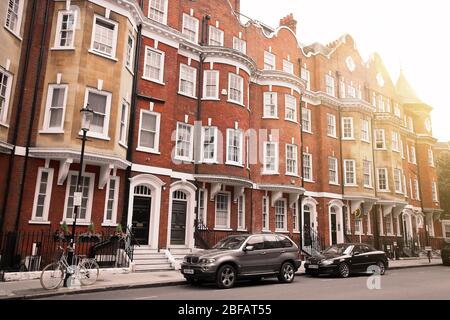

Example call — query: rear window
[264,235,282,249]
[277,235,294,248]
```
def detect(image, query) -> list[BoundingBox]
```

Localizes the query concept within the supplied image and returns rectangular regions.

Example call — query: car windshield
[322,244,353,255]
[213,236,248,250]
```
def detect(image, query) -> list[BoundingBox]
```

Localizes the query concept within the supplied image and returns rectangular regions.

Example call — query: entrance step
[132,248,175,272]
[134,263,173,271]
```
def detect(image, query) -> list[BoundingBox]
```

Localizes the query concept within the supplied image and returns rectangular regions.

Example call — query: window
[233,36,246,54]
[202,70,219,99]
[328,157,338,184]
[263,92,277,118]
[394,169,402,193]
[175,122,193,161]
[226,129,243,166]
[283,60,294,74]
[286,144,298,176]
[392,131,399,152]
[400,140,405,159]
[375,129,386,149]
[414,179,420,200]
[91,16,118,58]
[394,103,401,117]
[125,34,135,70]
[237,195,245,230]
[410,178,414,199]
[228,73,244,105]
[344,160,356,185]
[363,160,372,188]
[5,0,23,35]
[301,68,310,90]
[292,202,299,232]
[355,219,362,235]
[64,172,94,223]
[264,51,276,70]
[377,168,389,191]
[386,99,391,113]
[406,143,410,162]
[138,110,160,153]
[302,108,311,132]
[179,64,197,97]
[342,117,354,139]
[198,189,207,227]
[347,83,356,98]
[215,192,230,229]
[327,114,336,137]
[119,102,129,146]
[208,25,224,46]
[428,147,434,166]
[84,88,112,139]
[143,47,164,83]
[55,11,76,48]
[31,168,54,222]
[372,92,377,108]
[103,177,119,224]
[263,142,278,174]
[148,0,168,24]
[431,181,439,202]
[0,69,12,124]
[361,119,370,142]
[42,84,68,132]
[378,95,385,112]
[303,153,313,182]
[262,196,269,231]
[407,117,414,132]
[339,79,346,98]
[410,146,417,164]
[444,223,450,239]
[201,126,218,163]
[275,199,287,231]
[386,214,393,235]
[182,13,199,43]
[427,218,435,237]
[325,74,335,97]
[403,174,408,197]
[285,95,297,122]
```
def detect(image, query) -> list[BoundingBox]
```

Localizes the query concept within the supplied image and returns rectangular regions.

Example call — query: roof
[395,69,428,106]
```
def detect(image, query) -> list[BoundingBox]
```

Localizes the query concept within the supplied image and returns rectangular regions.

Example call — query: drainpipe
[370,111,380,249]
[121,24,143,229]
[297,58,304,251]
[336,72,347,238]
[414,135,427,246]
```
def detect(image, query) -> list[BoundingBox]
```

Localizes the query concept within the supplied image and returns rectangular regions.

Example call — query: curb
[388,263,442,271]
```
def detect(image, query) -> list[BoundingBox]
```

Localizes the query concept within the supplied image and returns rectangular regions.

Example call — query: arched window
[134,185,151,197]
[173,190,187,201]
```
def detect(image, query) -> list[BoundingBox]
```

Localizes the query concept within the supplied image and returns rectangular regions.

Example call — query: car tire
[278,262,295,283]
[337,262,350,278]
[216,264,237,289]
[376,261,386,275]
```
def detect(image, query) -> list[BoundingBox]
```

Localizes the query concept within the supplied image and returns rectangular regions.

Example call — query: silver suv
[180,234,302,289]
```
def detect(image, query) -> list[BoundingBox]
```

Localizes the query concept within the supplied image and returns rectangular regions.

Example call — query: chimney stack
[279,13,297,34]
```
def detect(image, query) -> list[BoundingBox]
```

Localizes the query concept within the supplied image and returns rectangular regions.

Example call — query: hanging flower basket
[78,233,102,243]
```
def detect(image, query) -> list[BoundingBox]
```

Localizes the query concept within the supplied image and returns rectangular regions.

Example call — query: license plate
[309,265,319,269]
[183,269,194,274]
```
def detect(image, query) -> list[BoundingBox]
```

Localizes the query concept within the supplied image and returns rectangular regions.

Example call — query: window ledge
[60,220,91,226]
[345,184,358,187]
[302,130,313,135]
[178,91,197,99]
[262,229,271,233]
[364,186,374,189]
[227,100,245,108]
[28,220,51,225]
[39,129,65,134]
[361,140,371,144]
[119,141,128,149]
[237,228,247,232]
[88,49,118,62]
[275,229,289,233]
[262,172,280,176]
[201,97,220,101]
[304,179,315,183]
[214,228,233,232]
[201,160,219,165]
[342,138,355,141]
[50,47,76,51]
[4,26,22,41]
[0,122,10,128]
[142,76,165,85]
[285,119,298,124]
[79,131,111,141]
[327,134,338,139]
[126,65,134,76]
[329,182,340,186]
[101,223,119,227]
[262,116,279,120]
[292,231,300,234]
[375,148,387,151]
[286,173,300,178]
[225,162,244,168]
[136,147,160,154]
[378,190,391,193]
[174,157,194,163]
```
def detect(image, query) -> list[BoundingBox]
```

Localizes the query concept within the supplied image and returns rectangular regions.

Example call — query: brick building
[0,0,447,269]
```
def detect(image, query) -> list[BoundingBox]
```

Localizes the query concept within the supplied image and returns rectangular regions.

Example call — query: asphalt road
[40,266,450,300]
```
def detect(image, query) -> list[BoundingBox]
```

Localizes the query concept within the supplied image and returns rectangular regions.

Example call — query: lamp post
[64,105,93,287]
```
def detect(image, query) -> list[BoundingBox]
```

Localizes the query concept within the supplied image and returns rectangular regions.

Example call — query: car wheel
[376,261,386,275]
[216,264,236,289]
[337,262,350,278]
[278,262,295,283]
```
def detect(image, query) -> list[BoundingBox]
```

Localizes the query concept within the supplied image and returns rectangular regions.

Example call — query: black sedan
[442,243,450,266]
[304,243,389,278]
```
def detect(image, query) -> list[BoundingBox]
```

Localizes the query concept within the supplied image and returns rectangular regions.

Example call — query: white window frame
[175,122,194,161]
[143,46,165,84]
[208,25,224,46]
[361,119,370,143]
[302,108,312,133]
[237,194,246,231]
[5,0,24,37]
[263,141,279,174]
[275,199,287,232]
[394,168,402,194]
[283,59,294,74]
[90,15,119,60]
[363,160,372,188]
[226,128,243,166]
[118,102,129,147]
[375,129,386,149]
[428,147,434,167]
[228,73,244,106]
[232,36,246,54]
[339,79,346,99]
[30,167,54,223]
[377,168,389,192]
[301,68,310,90]
[0,68,13,125]
[392,131,399,152]
[215,192,231,229]
[285,95,297,122]
[178,64,197,98]
[400,139,405,159]
[292,202,299,232]
[202,70,219,100]
[432,181,438,203]
[342,117,354,140]
[83,87,112,140]
[262,196,270,231]
[54,10,77,49]
[201,126,218,163]
[327,113,336,138]
[102,176,120,226]
[41,84,68,133]
[125,33,135,71]
[328,156,338,185]
[303,153,313,182]
[410,146,417,164]
[63,171,95,224]
[264,51,276,70]
[442,221,450,239]
[414,179,420,200]
[198,188,208,227]
[137,109,160,154]
[325,74,335,97]
[354,218,362,236]
[182,13,199,44]
[148,0,168,25]
[286,144,298,176]
[263,92,278,118]
[378,95,385,112]
[394,103,401,117]
[344,160,356,186]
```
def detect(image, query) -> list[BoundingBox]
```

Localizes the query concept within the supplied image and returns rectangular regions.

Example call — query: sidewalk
[0,258,443,300]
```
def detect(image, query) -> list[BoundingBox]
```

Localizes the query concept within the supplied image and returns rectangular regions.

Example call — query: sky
[240,0,450,142]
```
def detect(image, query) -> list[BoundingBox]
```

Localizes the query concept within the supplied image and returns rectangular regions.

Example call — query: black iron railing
[302,226,325,256]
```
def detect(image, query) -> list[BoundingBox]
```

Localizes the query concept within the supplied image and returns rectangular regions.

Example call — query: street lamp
[64,105,94,287]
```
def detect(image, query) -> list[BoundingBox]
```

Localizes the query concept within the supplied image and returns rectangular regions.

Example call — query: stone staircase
[132,246,173,271]
[168,248,194,269]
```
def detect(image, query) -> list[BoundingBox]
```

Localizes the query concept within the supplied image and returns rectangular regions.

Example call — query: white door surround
[328,199,344,245]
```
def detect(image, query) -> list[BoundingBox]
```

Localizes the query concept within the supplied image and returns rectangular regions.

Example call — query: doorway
[170,191,188,245]
[330,207,338,245]
[132,196,151,244]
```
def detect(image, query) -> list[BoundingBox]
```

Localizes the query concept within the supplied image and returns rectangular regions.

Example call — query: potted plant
[110,224,126,241]
[79,222,102,243]
[54,221,71,242]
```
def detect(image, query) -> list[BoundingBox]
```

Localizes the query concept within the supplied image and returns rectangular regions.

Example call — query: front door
[171,200,187,245]
[132,196,151,244]
[330,212,337,245]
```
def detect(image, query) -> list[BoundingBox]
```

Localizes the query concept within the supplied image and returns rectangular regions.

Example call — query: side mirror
[352,251,361,256]
[244,245,254,252]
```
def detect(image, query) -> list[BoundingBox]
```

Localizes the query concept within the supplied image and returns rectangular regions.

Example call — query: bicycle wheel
[79,259,99,286]
[40,262,65,290]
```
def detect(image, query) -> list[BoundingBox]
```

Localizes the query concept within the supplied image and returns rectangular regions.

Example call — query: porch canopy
[343,195,379,216]
[377,199,409,218]
[194,174,254,202]
[256,184,305,207]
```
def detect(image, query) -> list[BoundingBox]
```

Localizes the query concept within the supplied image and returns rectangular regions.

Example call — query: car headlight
[199,258,215,264]
[183,256,189,262]
[320,259,335,266]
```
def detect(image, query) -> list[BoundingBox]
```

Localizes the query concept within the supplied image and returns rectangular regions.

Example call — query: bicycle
[40,246,99,290]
